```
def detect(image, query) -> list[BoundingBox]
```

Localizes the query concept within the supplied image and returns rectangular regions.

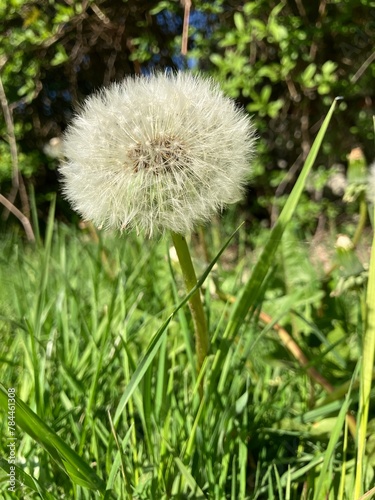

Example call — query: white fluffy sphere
[60,72,256,236]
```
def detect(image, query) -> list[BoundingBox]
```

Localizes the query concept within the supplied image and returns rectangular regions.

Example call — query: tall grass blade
[313,361,359,500]
[0,385,106,493]
[355,198,375,498]
[224,98,340,342]
[29,196,56,417]
[28,184,40,246]
[0,457,55,500]
[174,457,206,499]
[208,98,340,390]
[113,226,241,427]
[106,424,133,492]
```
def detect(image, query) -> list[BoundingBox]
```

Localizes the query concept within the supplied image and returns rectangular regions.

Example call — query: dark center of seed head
[129,136,186,174]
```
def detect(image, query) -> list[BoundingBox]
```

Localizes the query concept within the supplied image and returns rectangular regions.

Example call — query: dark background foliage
[0,0,374,229]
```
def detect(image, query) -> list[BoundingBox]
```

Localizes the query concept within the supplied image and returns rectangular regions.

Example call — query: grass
[0,99,375,498]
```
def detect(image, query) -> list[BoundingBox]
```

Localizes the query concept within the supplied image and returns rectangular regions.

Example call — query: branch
[181,0,191,56]
[0,74,19,190]
[351,50,375,83]
[0,194,35,242]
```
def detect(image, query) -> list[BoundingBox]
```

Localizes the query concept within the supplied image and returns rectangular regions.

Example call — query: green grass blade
[185,394,206,459]
[154,333,168,420]
[113,314,173,427]
[29,196,56,417]
[0,457,55,500]
[78,275,121,455]
[273,464,283,500]
[338,418,349,500]
[224,97,340,342]
[174,457,206,499]
[167,245,196,380]
[313,362,359,500]
[355,199,375,498]
[106,424,133,492]
[113,225,241,427]
[312,403,350,500]
[0,385,106,493]
[231,456,237,500]
[28,184,40,246]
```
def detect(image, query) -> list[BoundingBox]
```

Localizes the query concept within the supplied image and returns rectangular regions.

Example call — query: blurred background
[0,0,374,236]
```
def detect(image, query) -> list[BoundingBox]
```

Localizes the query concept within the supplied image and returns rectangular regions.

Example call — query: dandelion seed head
[60,72,256,236]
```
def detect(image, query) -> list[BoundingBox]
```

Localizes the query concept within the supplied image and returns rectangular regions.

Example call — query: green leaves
[233,12,245,32]
[246,85,284,118]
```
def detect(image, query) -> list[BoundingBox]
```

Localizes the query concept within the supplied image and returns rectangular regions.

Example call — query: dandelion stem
[171,232,209,373]
[352,192,367,248]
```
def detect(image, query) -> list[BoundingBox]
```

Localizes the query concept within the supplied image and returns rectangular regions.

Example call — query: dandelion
[60,72,256,237]
[59,71,256,376]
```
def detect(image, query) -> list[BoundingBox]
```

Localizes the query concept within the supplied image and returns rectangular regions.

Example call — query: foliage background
[0,0,374,230]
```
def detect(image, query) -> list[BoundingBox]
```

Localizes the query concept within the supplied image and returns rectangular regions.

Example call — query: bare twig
[0,72,32,223]
[359,486,375,500]
[261,310,356,438]
[181,0,191,56]
[126,38,141,75]
[0,194,35,242]
[293,0,307,19]
[103,23,125,86]
[285,75,299,102]
[351,50,375,83]
[260,311,334,392]
[91,3,111,25]
[0,74,19,191]
[309,0,327,60]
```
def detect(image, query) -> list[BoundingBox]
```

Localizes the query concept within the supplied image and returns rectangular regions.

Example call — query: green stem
[171,232,209,371]
[352,192,367,248]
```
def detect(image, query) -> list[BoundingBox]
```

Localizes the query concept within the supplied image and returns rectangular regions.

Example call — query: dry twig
[181,0,191,56]
[0,194,35,242]
[0,73,33,233]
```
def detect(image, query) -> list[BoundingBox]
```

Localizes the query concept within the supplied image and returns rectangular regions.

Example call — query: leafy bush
[0,0,374,230]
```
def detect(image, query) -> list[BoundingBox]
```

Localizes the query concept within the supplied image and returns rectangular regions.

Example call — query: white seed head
[335,234,353,251]
[60,72,256,236]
